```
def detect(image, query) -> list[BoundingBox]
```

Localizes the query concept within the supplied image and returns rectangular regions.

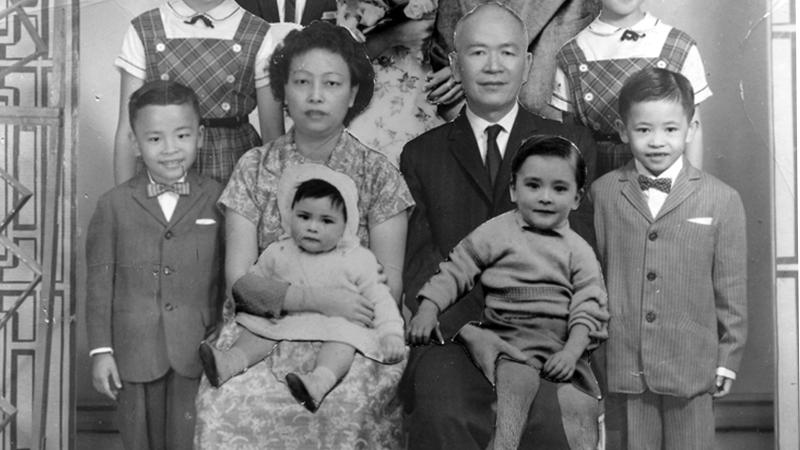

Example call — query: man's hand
[407,300,440,345]
[713,375,734,398]
[542,350,579,382]
[380,334,406,363]
[456,324,528,386]
[92,353,121,401]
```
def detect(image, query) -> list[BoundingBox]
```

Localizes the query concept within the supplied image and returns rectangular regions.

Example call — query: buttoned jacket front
[86,171,224,382]
[591,160,747,397]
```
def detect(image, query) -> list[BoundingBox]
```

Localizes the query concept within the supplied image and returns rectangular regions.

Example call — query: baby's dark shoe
[286,372,320,413]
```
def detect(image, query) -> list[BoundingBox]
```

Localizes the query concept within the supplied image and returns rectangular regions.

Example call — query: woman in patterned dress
[194,21,413,449]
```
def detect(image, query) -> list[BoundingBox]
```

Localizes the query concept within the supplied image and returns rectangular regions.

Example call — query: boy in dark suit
[591,67,748,449]
[86,80,224,450]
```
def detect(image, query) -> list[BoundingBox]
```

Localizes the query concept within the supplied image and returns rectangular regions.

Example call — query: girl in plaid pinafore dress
[551,12,711,177]
[115,1,287,184]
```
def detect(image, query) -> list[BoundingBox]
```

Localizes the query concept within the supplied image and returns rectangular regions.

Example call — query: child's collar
[589,11,659,36]
[167,0,239,22]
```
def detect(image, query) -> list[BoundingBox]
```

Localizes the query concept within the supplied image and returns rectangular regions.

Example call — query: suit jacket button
[646,271,656,281]
[165,231,173,239]
[165,303,174,311]
[648,231,657,241]
[645,311,656,322]
[163,266,173,275]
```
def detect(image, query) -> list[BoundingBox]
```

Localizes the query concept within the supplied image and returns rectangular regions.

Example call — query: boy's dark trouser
[117,369,199,450]
[625,390,714,450]
[400,342,570,450]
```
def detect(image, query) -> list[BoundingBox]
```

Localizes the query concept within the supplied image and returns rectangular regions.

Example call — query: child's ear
[509,182,517,203]
[572,188,584,210]
[128,130,141,156]
[197,124,205,149]
[685,114,700,144]
[614,118,629,144]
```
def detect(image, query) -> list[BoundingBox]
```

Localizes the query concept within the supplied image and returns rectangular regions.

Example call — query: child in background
[113,0,293,184]
[550,0,711,176]
[199,163,405,412]
[592,67,747,449]
[408,136,608,450]
[86,80,224,450]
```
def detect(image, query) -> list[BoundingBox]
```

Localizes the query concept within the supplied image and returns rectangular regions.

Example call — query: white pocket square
[687,217,713,225]
[195,218,217,225]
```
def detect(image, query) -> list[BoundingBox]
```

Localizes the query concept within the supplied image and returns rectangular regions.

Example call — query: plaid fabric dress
[558,28,695,176]
[133,9,269,183]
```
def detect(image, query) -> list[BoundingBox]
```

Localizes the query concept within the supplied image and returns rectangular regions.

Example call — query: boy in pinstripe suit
[591,67,747,449]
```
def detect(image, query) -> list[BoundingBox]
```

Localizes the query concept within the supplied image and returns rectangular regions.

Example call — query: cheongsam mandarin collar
[167,0,240,22]
[589,12,660,36]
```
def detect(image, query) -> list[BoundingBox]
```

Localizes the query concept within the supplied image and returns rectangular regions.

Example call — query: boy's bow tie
[147,181,190,197]
[184,14,214,28]
[620,29,645,41]
[637,175,671,193]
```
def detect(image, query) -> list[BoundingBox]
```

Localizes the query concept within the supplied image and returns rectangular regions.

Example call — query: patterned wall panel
[0,0,75,449]
[772,0,800,448]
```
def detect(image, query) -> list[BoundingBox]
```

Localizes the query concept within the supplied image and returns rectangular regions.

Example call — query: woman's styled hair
[128,80,201,130]
[292,178,348,222]
[510,135,588,191]
[618,67,696,122]
[268,21,375,125]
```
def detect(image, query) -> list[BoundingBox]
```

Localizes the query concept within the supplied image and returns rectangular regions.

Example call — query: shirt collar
[167,0,240,21]
[588,11,660,36]
[513,210,567,236]
[635,156,683,183]
[465,103,519,138]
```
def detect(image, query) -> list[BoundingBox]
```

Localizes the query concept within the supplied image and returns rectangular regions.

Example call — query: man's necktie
[284,0,296,23]
[184,14,214,28]
[637,174,671,193]
[485,124,503,186]
[620,29,644,42]
[147,181,191,198]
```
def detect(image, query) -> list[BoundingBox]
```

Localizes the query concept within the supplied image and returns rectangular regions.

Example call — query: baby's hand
[542,350,579,382]
[406,300,439,345]
[380,334,406,363]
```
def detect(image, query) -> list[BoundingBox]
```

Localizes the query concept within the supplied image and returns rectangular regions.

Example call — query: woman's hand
[300,285,375,326]
[406,300,439,345]
[455,324,528,386]
[542,350,579,382]
[380,334,406,363]
[424,66,463,106]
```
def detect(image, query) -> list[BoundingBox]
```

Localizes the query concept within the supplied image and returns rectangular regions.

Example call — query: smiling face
[289,196,347,253]
[284,48,359,141]
[450,4,532,122]
[131,103,202,184]
[510,155,580,231]
[619,99,697,176]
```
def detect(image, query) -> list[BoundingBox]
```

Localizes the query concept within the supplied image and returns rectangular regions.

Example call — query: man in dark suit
[235,0,337,24]
[399,3,599,449]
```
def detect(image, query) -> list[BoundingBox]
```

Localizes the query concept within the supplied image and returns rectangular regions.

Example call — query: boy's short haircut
[292,178,348,222]
[618,67,695,122]
[510,135,588,191]
[128,80,201,130]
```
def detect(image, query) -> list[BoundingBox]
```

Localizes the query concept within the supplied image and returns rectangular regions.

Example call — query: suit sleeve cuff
[89,347,113,357]
[716,366,737,380]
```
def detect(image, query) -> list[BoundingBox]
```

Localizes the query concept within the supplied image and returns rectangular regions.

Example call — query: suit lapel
[263,0,279,22]
[619,163,654,222]
[301,0,333,23]
[656,161,700,220]
[448,112,493,203]
[130,173,169,227]
[492,106,538,203]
